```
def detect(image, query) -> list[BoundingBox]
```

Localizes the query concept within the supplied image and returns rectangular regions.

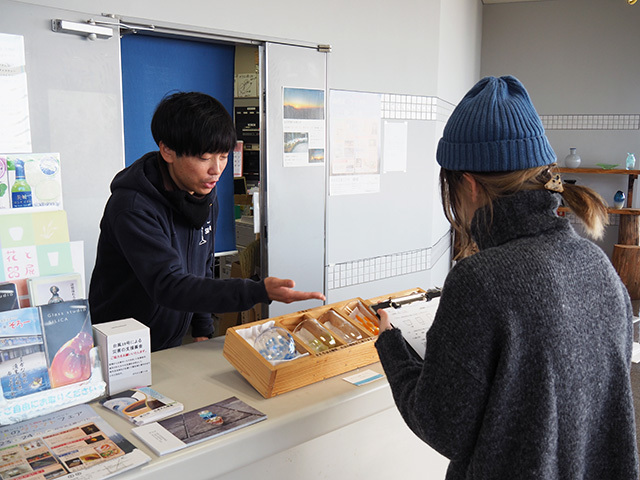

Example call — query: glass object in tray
[254,327,297,361]
[293,316,338,353]
[346,301,380,335]
[318,310,364,344]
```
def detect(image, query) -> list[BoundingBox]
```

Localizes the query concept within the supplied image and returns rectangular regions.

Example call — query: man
[89,92,324,351]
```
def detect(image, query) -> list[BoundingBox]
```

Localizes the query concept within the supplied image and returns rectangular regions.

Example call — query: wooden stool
[611,244,640,300]
[619,215,640,246]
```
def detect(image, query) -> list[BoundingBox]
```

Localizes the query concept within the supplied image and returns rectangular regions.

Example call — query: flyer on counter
[100,387,183,426]
[0,404,150,480]
[132,396,266,456]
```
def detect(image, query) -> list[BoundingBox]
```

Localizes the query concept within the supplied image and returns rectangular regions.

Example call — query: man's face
[160,143,228,196]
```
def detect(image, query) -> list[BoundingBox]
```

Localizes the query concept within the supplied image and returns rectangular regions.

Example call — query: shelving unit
[557,167,640,298]
[557,167,640,211]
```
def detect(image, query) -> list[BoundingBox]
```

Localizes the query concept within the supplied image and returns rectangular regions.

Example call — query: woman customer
[375,75,639,479]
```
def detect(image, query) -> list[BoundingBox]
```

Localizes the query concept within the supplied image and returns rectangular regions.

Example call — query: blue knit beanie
[436,76,556,172]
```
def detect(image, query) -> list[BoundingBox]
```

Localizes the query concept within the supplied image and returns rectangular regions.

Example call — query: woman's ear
[463,173,479,203]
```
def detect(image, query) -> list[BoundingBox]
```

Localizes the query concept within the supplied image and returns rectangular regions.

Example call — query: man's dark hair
[151,91,237,157]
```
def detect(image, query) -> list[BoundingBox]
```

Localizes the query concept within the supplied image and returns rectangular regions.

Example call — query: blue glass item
[254,327,297,361]
[626,153,636,170]
[614,190,626,209]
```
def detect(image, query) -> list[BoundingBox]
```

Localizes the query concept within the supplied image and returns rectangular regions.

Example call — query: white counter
[92,337,449,479]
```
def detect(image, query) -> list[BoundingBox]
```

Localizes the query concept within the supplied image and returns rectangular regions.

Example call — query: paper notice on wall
[0,33,32,153]
[282,87,325,167]
[382,120,408,172]
[329,89,381,195]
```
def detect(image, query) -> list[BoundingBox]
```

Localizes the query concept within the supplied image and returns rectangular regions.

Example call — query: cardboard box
[223,291,417,398]
[213,312,240,338]
[241,303,262,324]
[93,318,152,395]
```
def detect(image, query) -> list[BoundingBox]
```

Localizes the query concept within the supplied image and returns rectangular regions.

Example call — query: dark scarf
[149,154,213,229]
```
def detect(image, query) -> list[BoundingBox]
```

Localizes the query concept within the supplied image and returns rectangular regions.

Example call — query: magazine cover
[132,396,267,456]
[100,387,184,426]
[39,299,93,388]
[0,307,51,400]
[0,282,20,311]
[27,273,84,307]
[0,404,150,480]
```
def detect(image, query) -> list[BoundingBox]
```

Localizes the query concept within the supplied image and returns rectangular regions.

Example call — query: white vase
[564,148,581,168]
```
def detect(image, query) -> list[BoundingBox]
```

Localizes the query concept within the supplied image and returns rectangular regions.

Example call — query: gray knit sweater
[375,189,639,479]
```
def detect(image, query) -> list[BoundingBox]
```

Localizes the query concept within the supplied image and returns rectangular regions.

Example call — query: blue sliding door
[121,34,236,254]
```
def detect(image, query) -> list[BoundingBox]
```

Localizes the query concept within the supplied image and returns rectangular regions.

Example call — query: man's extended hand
[264,277,326,304]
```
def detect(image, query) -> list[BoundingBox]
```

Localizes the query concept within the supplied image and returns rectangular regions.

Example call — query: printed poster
[329,89,382,195]
[282,87,325,167]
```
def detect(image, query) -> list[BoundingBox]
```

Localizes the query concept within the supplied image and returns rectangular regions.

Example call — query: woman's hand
[378,308,393,332]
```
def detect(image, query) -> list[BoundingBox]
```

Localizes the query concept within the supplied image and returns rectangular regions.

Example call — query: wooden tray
[223,289,423,398]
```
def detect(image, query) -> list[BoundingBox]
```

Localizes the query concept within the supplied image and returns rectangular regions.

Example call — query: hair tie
[544,173,564,193]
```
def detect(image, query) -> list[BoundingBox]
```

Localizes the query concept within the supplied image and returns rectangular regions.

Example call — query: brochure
[0,282,20,311]
[0,307,51,400]
[39,299,93,388]
[0,404,150,480]
[100,387,183,426]
[27,273,84,307]
[132,396,266,456]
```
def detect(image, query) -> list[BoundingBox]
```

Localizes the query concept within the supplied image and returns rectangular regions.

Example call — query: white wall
[482,0,640,256]
[11,0,482,298]
[16,0,442,95]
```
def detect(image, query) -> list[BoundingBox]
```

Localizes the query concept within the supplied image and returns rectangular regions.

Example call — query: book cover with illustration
[27,273,84,307]
[0,282,20,311]
[38,299,93,388]
[132,396,267,456]
[0,307,51,400]
[100,387,184,426]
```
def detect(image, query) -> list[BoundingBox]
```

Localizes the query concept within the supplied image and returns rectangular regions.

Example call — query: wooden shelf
[557,167,640,176]
[557,166,638,213]
[558,206,640,215]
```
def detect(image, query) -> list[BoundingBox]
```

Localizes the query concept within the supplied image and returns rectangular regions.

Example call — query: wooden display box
[223,297,381,398]
[223,289,422,398]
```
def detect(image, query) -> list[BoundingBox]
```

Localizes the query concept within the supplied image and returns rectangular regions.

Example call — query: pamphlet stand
[223,288,425,398]
[0,346,106,425]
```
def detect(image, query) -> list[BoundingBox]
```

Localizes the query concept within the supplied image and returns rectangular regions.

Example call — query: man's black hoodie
[89,152,269,351]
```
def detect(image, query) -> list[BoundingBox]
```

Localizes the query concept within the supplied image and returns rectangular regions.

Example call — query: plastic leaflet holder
[0,347,106,425]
